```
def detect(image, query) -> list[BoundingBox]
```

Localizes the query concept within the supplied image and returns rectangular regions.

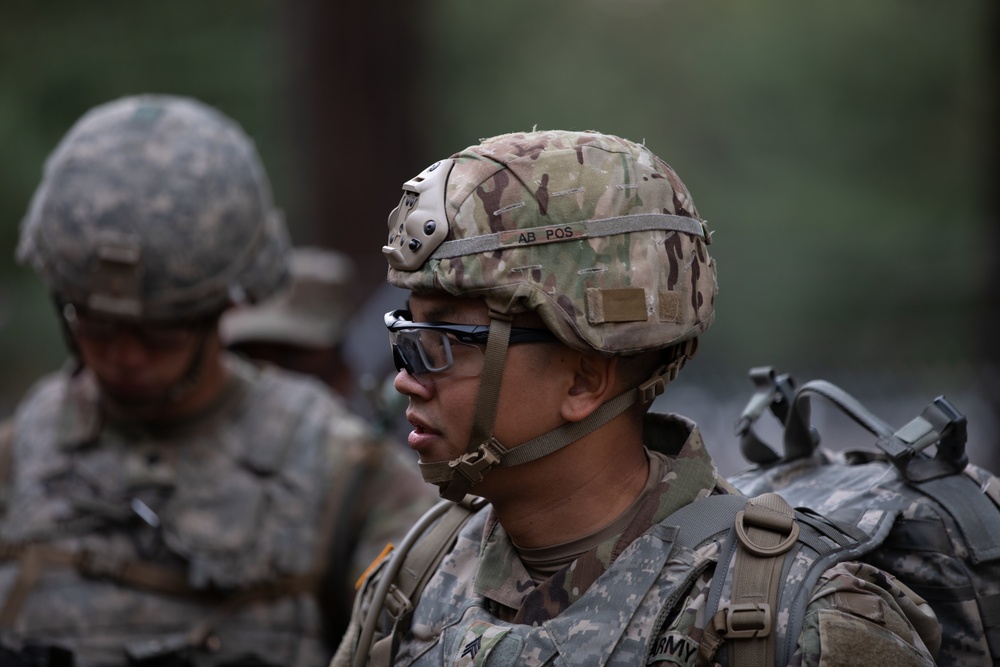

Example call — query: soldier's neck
[489,423,650,550]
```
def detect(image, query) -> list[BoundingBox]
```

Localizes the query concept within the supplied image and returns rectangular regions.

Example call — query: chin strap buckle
[449,439,505,485]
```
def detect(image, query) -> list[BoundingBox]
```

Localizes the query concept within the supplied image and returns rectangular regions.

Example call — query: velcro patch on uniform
[497,221,585,248]
[586,288,648,324]
[453,621,512,667]
[817,609,933,667]
[648,630,699,665]
[834,591,886,624]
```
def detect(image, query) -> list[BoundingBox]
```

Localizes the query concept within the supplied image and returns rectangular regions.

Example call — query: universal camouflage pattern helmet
[384,130,716,356]
[17,94,290,322]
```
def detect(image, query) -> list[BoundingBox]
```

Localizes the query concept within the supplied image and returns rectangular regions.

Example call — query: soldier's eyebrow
[405,297,479,325]
[424,304,462,323]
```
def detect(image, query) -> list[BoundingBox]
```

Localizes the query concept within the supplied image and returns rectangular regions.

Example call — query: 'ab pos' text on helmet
[383,130,717,500]
[17,94,290,323]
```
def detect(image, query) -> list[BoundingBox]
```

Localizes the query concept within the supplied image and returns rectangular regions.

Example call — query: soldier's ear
[561,353,618,423]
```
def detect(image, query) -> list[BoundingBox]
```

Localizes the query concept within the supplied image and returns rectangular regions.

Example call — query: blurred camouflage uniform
[221,246,357,353]
[335,130,940,666]
[0,95,433,667]
[220,247,359,398]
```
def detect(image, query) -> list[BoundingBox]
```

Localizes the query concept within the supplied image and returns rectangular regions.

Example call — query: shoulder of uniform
[223,356,349,473]
[796,561,939,665]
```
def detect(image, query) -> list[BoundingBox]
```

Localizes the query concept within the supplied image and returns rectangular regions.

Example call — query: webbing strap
[499,389,638,466]
[980,592,1000,657]
[0,541,316,647]
[664,494,750,552]
[698,494,799,667]
[429,213,708,260]
[784,381,894,461]
[422,314,512,502]
[734,367,794,465]
[915,475,1000,564]
[421,355,685,491]
[356,498,480,667]
[0,543,198,626]
[469,314,512,449]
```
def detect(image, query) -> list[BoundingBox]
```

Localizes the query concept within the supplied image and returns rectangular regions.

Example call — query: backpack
[338,479,910,666]
[727,366,1000,667]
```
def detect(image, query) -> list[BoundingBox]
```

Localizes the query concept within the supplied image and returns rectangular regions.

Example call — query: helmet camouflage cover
[384,130,717,355]
[17,94,289,322]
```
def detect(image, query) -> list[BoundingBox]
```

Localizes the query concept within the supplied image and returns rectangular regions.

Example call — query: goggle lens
[388,328,484,386]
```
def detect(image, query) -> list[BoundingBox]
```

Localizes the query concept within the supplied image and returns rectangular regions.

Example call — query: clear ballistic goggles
[384,309,559,385]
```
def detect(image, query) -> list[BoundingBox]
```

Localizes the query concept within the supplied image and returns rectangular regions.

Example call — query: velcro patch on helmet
[586,288,648,324]
[87,235,144,317]
[658,292,682,323]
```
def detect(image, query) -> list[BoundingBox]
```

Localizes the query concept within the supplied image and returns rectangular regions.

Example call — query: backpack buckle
[383,583,414,622]
[723,602,772,639]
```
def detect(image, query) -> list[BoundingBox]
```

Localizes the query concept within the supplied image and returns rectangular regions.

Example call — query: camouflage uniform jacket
[0,353,433,667]
[342,413,937,666]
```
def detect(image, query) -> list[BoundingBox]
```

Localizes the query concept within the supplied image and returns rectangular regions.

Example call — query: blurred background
[1,0,997,473]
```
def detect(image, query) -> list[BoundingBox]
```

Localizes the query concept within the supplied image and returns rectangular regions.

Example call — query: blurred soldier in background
[220,246,357,399]
[0,94,433,666]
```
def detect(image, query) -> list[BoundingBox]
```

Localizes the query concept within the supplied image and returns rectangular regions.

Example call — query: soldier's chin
[99,382,170,407]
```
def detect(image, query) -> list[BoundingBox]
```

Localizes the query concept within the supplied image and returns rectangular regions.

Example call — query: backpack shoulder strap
[692,496,896,667]
[345,495,485,667]
[693,493,800,667]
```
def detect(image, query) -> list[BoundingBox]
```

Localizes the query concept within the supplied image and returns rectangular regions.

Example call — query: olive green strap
[356,497,481,667]
[698,493,800,667]
[421,313,512,502]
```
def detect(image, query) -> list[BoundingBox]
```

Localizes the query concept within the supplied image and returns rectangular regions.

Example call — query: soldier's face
[70,312,220,410]
[392,293,571,490]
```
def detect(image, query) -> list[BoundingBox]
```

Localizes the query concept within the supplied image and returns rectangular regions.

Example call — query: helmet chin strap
[418,312,695,502]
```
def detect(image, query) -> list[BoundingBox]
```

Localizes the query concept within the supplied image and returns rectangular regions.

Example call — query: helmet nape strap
[420,342,691,497]
[498,388,638,467]
[494,354,687,468]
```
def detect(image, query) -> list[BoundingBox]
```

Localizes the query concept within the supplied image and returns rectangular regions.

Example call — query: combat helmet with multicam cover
[383,130,717,500]
[17,94,290,323]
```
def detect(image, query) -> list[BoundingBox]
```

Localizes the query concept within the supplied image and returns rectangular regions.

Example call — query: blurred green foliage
[0,0,994,413]
[413,0,994,375]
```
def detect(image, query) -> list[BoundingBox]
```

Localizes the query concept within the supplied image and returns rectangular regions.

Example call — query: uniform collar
[474,413,721,617]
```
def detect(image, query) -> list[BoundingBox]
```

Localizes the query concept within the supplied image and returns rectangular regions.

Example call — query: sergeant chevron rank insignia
[454,621,512,666]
